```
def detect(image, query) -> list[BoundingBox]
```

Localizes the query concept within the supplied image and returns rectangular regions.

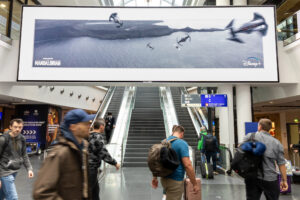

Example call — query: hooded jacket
[33,124,90,200]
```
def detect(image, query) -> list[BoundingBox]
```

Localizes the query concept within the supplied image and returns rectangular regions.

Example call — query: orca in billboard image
[32,12,266,69]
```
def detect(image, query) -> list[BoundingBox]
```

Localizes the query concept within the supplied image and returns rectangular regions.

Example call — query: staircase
[123,87,166,167]
[170,88,202,167]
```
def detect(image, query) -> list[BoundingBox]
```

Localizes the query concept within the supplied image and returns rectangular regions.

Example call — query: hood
[60,122,83,151]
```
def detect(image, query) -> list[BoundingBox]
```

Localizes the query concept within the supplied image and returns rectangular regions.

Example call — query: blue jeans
[205,152,217,171]
[0,173,18,200]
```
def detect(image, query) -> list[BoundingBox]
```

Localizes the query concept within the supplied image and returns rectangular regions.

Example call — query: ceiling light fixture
[0,4,6,8]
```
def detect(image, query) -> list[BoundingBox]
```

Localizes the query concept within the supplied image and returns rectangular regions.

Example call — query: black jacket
[0,132,32,177]
[88,132,117,170]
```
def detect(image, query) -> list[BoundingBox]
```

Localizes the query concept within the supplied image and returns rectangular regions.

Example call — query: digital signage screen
[18,6,278,82]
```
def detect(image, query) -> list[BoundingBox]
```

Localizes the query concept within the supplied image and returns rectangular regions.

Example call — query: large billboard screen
[18,6,278,82]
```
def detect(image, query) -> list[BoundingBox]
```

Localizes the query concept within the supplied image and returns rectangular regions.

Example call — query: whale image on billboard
[32,12,266,68]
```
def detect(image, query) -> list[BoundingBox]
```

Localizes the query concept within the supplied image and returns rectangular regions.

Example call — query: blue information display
[201,94,227,107]
[0,112,2,120]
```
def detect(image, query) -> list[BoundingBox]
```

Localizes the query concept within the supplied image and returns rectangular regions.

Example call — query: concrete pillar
[218,85,235,152]
[216,0,230,6]
[233,0,247,5]
[280,111,289,158]
[236,85,252,143]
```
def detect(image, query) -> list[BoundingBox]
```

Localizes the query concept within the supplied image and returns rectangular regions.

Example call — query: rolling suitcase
[292,152,300,183]
[184,178,201,200]
[200,153,214,179]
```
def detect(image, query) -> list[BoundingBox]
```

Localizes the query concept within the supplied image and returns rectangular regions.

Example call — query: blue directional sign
[201,94,227,107]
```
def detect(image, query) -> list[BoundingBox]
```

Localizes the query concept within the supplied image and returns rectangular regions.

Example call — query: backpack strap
[168,138,179,143]
[0,133,9,158]
[250,132,256,142]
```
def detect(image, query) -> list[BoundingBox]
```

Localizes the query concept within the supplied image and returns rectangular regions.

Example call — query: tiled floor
[11,156,300,200]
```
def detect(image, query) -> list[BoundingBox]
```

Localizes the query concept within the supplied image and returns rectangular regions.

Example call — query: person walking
[88,119,120,200]
[33,109,95,200]
[243,118,288,200]
[104,112,115,143]
[0,119,34,200]
[151,125,200,200]
[202,132,219,175]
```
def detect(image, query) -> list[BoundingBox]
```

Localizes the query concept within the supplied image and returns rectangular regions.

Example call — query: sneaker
[162,195,166,200]
[213,171,219,175]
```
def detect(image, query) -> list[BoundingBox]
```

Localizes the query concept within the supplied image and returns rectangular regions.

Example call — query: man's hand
[280,180,288,192]
[151,177,158,189]
[193,184,200,194]
[115,163,120,170]
[28,170,34,178]
[290,144,294,149]
[0,180,2,189]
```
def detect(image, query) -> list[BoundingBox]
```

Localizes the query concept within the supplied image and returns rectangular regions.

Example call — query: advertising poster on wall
[18,6,278,82]
[46,106,61,148]
[16,105,48,150]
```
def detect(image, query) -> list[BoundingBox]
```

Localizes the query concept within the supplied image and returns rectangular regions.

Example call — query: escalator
[104,87,125,121]
[170,87,202,167]
[123,87,166,167]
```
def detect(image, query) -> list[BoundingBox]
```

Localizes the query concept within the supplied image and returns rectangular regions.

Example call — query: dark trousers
[105,129,112,143]
[205,152,217,171]
[89,169,100,200]
[245,178,280,200]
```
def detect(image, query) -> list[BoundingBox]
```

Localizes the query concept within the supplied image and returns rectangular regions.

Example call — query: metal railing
[91,86,115,127]
[160,87,179,137]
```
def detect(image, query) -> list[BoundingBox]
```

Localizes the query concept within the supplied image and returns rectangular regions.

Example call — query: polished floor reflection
[13,156,300,200]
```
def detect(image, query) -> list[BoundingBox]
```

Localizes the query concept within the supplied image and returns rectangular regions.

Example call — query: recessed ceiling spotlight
[21,99,26,102]
[269,101,273,104]
[0,4,6,8]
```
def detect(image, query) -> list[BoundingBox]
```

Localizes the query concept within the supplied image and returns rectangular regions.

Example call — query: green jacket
[197,130,208,150]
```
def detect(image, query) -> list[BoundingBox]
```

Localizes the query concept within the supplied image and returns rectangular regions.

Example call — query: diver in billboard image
[109,13,123,28]
[225,12,268,43]
[176,33,191,48]
[147,43,155,50]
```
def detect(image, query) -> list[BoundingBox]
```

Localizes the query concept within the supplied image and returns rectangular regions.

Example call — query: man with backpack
[202,132,219,175]
[243,119,288,200]
[0,119,34,200]
[151,125,200,200]
[88,119,120,200]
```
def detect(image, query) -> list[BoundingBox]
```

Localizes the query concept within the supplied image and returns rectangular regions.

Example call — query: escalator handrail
[91,86,116,127]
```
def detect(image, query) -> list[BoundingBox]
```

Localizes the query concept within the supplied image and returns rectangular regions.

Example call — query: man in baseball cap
[33,109,95,200]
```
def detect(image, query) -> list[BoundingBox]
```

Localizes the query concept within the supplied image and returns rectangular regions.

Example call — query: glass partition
[0,0,10,36]
[277,10,300,46]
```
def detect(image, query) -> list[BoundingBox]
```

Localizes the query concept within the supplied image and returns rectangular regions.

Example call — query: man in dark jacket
[104,112,115,143]
[202,132,219,174]
[33,109,95,200]
[88,119,120,200]
[0,118,34,200]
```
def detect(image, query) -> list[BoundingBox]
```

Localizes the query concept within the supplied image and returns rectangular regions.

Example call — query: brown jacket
[33,136,90,200]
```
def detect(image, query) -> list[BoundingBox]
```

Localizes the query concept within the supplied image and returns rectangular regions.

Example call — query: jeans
[89,169,100,200]
[245,178,280,200]
[0,173,18,200]
[205,152,217,171]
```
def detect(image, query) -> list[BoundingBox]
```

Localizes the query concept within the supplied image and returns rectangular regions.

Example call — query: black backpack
[230,133,263,179]
[205,135,216,152]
